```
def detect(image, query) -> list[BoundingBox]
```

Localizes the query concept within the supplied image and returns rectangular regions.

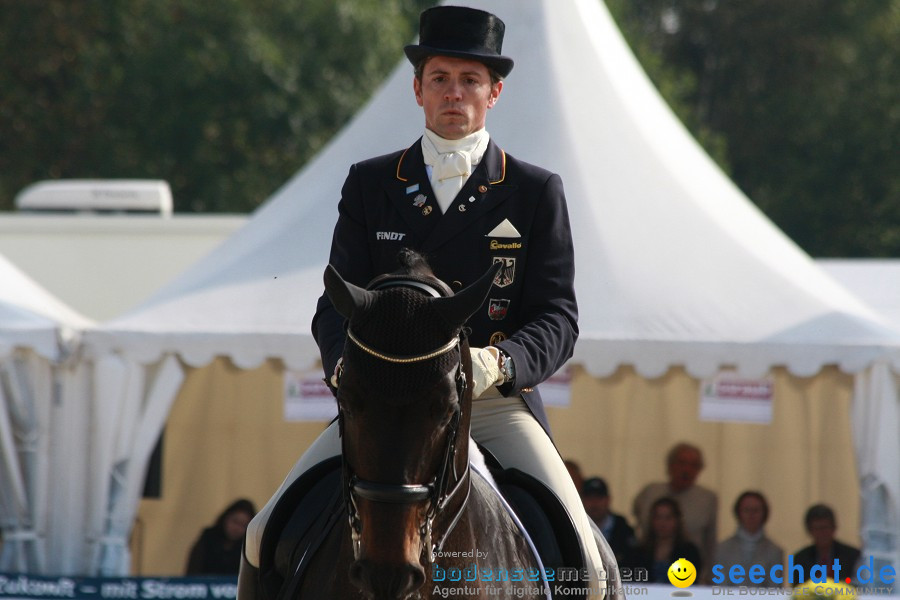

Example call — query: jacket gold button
[451,280,463,290]
[478,185,488,193]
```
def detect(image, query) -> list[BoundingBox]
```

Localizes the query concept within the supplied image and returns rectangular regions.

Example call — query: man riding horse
[240,5,610,598]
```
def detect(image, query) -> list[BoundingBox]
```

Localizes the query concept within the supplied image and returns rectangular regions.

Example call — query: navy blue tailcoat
[312,138,578,434]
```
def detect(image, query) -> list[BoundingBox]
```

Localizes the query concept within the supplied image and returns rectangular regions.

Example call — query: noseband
[338,277,471,564]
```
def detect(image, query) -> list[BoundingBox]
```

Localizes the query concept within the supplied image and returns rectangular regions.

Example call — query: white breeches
[244,396,605,597]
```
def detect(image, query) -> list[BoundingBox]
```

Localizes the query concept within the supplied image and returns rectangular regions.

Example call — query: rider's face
[413,55,502,140]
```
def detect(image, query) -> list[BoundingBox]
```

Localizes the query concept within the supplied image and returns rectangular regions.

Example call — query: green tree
[0,0,431,212]
[605,0,900,257]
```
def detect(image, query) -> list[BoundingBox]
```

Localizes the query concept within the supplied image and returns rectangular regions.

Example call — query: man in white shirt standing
[633,442,719,575]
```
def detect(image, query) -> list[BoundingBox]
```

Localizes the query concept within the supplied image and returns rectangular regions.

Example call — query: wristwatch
[497,349,516,384]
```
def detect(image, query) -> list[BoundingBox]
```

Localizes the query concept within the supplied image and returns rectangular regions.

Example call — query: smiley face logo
[668,558,697,588]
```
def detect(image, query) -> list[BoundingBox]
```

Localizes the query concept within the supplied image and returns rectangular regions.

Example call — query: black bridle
[336,279,472,564]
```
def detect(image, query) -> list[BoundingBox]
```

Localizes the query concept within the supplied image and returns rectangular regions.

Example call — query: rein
[338,278,472,564]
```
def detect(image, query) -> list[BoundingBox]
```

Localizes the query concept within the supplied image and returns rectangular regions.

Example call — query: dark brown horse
[286,253,552,599]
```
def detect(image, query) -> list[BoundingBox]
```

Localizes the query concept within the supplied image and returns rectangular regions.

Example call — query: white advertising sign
[283,369,337,422]
[699,371,774,424]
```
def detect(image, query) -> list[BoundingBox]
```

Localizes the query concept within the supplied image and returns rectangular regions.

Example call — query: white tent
[0,253,93,575]
[818,260,900,331]
[818,259,900,573]
[82,0,900,575]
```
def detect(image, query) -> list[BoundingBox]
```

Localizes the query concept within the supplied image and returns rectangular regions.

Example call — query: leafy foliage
[0,0,431,212]
[605,0,900,256]
[2,1,898,256]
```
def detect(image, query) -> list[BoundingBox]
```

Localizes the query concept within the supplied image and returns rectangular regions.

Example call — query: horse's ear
[324,264,371,319]
[431,262,502,327]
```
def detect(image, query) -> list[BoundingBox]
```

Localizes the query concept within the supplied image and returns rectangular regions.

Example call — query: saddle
[256,450,589,600]
[475,443,584,578]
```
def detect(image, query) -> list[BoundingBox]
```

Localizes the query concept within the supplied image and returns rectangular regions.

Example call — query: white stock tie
[421,128,489,213]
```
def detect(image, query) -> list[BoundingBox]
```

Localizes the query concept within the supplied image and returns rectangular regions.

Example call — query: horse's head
[324,251,499,599]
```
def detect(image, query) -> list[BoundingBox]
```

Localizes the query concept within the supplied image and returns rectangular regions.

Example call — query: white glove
[469,346,502,399]
[329,357,343,390]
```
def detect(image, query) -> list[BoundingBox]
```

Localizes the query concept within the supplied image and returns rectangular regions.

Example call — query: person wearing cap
[582,477,637,565]
[239,5,607,596]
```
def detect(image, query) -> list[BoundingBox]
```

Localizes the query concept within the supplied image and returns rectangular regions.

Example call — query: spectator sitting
[792,504,861,585]
[713,491,784,587]
[632,442,718,571]
[582,476,637,565]
[627,496,702,583]
[186,498,257,576]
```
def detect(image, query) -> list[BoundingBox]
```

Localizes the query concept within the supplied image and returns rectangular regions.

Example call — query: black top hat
[582,477,609,497]
[404,6,514,78]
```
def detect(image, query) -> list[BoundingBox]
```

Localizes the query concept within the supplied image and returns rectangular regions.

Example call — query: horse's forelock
[367,249,453,297]
[396,248,434,277]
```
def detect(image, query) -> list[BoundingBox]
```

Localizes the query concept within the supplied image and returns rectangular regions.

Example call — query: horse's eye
[439,404,458,426]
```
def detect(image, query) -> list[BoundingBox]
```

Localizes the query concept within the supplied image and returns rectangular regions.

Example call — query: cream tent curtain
[128,362,861,575]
